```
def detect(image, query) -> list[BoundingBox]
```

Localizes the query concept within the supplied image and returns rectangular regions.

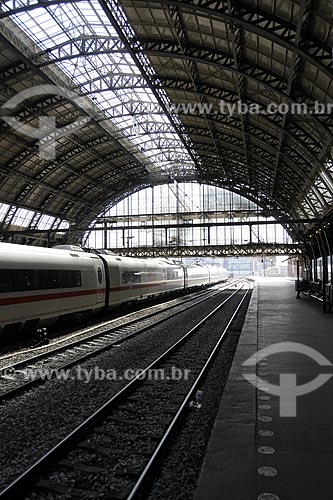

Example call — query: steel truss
[108,244,305,258]
[0,0,331,249]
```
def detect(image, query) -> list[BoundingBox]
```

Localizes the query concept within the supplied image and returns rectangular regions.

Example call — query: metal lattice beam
[1,0,329,78]
[97,0,202,173]
[139,38,331,139]
[108,244,305,258]
[125,0,332,77]
[166,4,227,176]
[271,0,315,196]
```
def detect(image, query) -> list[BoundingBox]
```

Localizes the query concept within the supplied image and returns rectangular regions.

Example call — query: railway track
[0,282,251,500]
[0,280,242,401]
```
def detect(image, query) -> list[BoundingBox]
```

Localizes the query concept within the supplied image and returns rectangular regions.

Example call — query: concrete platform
[194,278,333,500]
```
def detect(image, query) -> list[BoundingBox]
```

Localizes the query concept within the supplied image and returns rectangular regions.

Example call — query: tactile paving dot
[258,416,272,423]
[258,494,280,500]
[258,429,274,437]
[258,466,278,477]
[258,405,272,410]
[258,446,276,455]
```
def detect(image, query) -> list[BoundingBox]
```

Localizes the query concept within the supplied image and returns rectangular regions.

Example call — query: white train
[0,243,228,335]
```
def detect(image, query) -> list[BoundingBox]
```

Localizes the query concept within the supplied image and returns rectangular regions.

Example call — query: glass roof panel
[11,208,34,227]
[320,169,333,194]
[36,214,56,230]
[0,200,69,235]
[0,203,10,222]
[3,0,196,175]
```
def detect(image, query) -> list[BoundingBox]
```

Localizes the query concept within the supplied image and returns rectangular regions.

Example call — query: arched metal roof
[0,0,332,245]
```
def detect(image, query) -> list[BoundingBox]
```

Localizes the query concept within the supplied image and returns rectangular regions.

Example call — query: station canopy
[0,0,332,244]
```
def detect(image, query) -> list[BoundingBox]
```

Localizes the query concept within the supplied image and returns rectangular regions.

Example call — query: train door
[207,266,211,285]
[108,259,121,307]
[95,264,105,304]
[183,265,188,289]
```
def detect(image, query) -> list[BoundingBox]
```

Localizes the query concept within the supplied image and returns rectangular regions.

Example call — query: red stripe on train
[0,289,106,306]
[109,281,183,292]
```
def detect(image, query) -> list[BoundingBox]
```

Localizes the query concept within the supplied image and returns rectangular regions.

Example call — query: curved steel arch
[0,0,332,247]
[139,39,331,139]
[139,0,332,78]
[81,178,304,245]
[184,118,318,180]
[155,80,325,162]
[30,76,322,175]
[4,74,323,172]
[191,133,316,198]
[0,0,330,77]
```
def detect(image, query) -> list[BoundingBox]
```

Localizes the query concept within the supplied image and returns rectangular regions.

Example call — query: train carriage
[185,264,210,288]
[99,254,185,307]
[0,243,105,334]
[0,243,229,336]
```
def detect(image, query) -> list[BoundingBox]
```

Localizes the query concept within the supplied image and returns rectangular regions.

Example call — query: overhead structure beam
[3,217,331,234]
[9,73,316,174]
[166,4,228,177]
[0,0,330,77]
[123,0,331,78]
[139,38,331,140]
[0,0,331,249]
[80,217,333,232]
[227,0,250,184]
[271,0,314,196]
[96,0,203,174]
[101,244,305,258]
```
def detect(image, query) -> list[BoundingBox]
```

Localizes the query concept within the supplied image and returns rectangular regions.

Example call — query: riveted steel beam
[166,4,227,176]
[271,0,315,196]
[121,0,332,78]
[97,0,202,173]
[139,38,331,140]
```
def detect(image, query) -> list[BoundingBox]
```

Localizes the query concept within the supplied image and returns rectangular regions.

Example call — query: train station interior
[0,1,332,499]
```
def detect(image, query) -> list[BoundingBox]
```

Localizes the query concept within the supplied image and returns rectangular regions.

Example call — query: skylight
[1,0,196,176]
[0,202,69,230]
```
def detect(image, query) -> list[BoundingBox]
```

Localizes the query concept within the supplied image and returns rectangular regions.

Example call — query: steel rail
[0,282,250,499]
[127,287,250,500]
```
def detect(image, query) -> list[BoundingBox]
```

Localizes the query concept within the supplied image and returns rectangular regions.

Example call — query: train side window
[122,271,141,284]
[0,269,82,292]
[72,271,82,287]
[14,270,36,291]
[43,270,60,289]
[97,267,103,285]
[133,272,141,283]
[166,270,177,280]
[0,270,14,293]
[60,270,82,288]
[122,271,129,284]
[0,269,36,292]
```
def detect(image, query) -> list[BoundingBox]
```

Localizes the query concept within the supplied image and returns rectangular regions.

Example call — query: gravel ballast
[0,288,242,492]
[146,291,252,500]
